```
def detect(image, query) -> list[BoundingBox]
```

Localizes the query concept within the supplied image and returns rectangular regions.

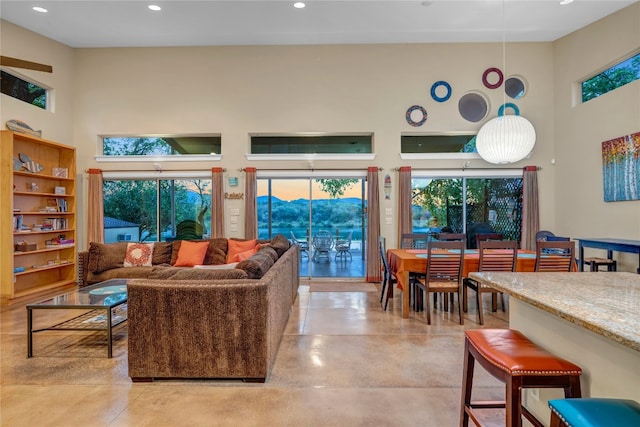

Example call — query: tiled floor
[1,283,509,426]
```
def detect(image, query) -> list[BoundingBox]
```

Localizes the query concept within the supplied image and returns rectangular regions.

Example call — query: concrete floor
[1,283,509,426]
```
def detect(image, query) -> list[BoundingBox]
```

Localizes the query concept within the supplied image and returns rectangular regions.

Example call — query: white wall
[553,3,640,271]
[0,20,75,143]
[70,42,555,246]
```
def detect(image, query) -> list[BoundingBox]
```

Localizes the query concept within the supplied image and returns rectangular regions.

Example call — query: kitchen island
[467,272,640,424]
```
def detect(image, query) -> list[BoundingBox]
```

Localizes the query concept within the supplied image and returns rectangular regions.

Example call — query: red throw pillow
[174,241,209,267]
[227,239,257,263]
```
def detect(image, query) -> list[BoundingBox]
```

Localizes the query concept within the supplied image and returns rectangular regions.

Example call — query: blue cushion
[546,235,570,241]
[549,398,640,427]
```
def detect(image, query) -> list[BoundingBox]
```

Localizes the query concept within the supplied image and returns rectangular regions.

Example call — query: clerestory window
[582,52,640,103]
[1,70,47,109]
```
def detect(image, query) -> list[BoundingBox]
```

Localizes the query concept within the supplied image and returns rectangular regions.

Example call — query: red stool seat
[461,329,582,427]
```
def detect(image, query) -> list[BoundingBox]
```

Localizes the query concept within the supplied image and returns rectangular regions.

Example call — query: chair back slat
[535,240,575,272]
[478,240,518,272]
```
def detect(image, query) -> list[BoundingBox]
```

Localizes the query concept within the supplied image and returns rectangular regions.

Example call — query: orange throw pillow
[174,240,209,267]
[233,247,258,262]
[227,239,257,263]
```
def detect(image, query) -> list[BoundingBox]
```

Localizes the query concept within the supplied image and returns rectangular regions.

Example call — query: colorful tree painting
[602,131,640,202]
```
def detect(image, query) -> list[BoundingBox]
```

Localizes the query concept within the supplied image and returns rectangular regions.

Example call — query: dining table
[387,248,538,319]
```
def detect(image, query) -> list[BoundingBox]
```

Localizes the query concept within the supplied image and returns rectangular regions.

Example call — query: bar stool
[460,329,582,427]
[549,398,640,427]
[582,257,617,272]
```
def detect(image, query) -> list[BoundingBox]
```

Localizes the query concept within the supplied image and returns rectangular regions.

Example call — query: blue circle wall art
[430,80,452,102]
[406,105,428,127]
[482,67,504,89]
[498,102,520,116]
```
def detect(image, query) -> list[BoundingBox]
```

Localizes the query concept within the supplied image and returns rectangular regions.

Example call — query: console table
[576,238,640,273]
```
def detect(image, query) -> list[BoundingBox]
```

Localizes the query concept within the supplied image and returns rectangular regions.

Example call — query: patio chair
[290,231,309,258]
[174,219,203,240]
[312,230,334,262]
[335,231,353,261]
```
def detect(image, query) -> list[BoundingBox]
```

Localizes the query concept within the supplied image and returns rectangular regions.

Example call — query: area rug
[309,281,378,292]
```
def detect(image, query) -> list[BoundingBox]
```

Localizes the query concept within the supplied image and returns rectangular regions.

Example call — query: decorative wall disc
[430,80,452,102]
[458,92,489,123]
[482,67,504,89]
[406,105,427,127]
[498,102,520,116]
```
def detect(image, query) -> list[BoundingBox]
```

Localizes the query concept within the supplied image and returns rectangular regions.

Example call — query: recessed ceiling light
[293,2,306,9]
[148,5,162,11]
[32,6,48,13]
[559,0,574,5]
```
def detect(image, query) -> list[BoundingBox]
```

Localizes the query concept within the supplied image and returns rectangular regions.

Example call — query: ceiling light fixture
[148,5,161,11]
[293,2,306,9]
[475,0,536,164]
[559,0,574,5]
[32,6,48,13]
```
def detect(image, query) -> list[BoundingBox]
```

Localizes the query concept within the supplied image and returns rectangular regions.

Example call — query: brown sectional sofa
[78,235,299,382]
[78,235,292,286]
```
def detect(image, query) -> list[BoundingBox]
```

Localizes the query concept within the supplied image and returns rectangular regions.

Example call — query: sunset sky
[257,178,364,201]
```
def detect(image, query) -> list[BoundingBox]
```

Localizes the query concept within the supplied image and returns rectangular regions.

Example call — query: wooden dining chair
[399,233,428,310]
[535,240,575,272]
[400,233,429,249]
[463,240,517,325]
[414,240,465,324]
[475,232,503,249]
[437,232,466,242]
[379,236,396,311]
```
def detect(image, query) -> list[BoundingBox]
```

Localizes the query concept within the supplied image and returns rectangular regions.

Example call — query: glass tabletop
[27,279,128,308]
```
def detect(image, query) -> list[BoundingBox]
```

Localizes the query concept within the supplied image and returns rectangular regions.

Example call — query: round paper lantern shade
[476,115,536,164]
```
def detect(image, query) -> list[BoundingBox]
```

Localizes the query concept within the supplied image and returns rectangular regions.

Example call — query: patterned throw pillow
[123,243,155,267]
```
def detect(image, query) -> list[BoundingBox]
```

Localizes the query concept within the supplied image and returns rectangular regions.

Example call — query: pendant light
[475,0,536,164]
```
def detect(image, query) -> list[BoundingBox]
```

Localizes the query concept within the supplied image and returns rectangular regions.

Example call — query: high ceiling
[0,0,637,48]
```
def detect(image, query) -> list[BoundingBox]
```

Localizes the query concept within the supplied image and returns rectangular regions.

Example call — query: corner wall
[553,2,640,270]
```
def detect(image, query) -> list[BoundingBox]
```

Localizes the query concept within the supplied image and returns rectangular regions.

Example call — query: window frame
[400,132,482,160]
[580,50,640,103]
[97,134,222,163]
[0,68,50,110]
[247,132,375,161]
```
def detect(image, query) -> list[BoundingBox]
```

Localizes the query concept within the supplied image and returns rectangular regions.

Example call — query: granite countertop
[468,272,640,352]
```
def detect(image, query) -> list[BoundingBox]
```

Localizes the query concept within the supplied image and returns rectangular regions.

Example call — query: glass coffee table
[27,279,128,358]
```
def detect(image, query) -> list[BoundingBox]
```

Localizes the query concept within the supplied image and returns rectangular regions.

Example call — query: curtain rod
[395,166,541,171]
[240,167,382,172]
[84,168,226,173]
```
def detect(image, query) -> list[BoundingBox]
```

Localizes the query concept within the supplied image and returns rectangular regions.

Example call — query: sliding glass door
[257,175,367,279]
[411,172,523,247]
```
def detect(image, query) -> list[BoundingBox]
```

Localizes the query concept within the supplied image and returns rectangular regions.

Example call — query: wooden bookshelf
[1,131,77,305]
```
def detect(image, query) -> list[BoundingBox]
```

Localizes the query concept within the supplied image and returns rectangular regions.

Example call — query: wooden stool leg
[460,340,475,427]
[506,376,523,427]
[549,411,565,427]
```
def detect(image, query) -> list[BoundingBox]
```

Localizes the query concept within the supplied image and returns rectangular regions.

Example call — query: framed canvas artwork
[602,131,640,202]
